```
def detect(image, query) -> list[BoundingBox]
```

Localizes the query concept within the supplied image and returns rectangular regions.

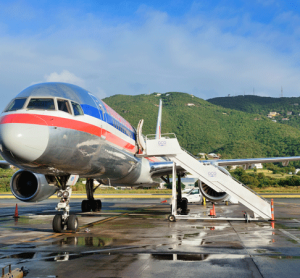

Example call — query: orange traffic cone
[13,204,19,218]
[209,204,216,217]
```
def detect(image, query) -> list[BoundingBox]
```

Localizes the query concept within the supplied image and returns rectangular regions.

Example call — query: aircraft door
[88,93,106,137]
[137,119,146,153]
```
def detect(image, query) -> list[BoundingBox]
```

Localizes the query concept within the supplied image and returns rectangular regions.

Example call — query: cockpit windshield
[4,98,27,112]
[71,101,84,116]
[27,98,55,110]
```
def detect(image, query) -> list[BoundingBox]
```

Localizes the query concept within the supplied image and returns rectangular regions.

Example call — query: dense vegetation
[207,95,300,130]
[104,92,300,158]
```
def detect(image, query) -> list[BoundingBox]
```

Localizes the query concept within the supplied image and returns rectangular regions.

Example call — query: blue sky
[1,0,300,111]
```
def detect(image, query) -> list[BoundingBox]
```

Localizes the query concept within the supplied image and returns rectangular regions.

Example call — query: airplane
[1,82,300,233]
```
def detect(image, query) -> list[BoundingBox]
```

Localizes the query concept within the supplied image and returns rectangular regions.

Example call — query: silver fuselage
[0,83,162,185]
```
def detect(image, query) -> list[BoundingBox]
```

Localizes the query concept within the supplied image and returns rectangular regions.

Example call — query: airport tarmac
[0,198,300,277]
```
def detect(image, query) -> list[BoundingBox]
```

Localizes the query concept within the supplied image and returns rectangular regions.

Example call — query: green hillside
[104,92,300,158]
[207,95,300,129]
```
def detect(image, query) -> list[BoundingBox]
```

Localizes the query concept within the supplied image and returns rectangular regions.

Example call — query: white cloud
[1,3,300,111]
[44,70,85,87]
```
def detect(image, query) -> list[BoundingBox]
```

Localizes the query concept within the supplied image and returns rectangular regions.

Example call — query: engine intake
[199,166,230,202]
[10,170,58,202]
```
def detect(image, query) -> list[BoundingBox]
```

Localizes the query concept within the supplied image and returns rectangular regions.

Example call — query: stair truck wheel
[168,215,176,222]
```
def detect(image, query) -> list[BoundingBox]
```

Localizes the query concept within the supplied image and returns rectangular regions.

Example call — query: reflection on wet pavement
[0,199,300,277]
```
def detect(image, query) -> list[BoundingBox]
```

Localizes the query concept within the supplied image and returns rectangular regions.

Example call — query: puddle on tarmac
[151,253,209,261]
[53,237,112,247]
[52,236,137,248]
[1,252,36,259]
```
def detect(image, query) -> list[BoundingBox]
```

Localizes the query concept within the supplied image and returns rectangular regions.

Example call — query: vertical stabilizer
[155,99,162,139]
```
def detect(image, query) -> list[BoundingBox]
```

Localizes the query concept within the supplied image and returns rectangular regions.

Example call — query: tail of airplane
[155,99,162,139]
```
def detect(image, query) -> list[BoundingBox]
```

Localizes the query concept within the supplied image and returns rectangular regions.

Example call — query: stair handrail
[179,147,270,204]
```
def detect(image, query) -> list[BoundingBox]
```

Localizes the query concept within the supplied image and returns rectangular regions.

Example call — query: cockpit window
[57,99,72,114]
[4,98,27,112]
[27,98,55,110]
[71,102,84,116]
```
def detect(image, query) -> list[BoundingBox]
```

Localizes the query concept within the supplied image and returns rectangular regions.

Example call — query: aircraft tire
[53,214,64,233]
[181,198,188,211]
[96,199,102,211]
[67,215,78,231]
[91,200,98,212]
[81,200,91,212]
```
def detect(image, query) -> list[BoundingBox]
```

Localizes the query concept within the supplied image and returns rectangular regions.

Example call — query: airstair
[141,134,272,221]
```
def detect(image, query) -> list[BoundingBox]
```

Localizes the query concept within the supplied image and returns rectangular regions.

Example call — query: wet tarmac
[0,198,300,277]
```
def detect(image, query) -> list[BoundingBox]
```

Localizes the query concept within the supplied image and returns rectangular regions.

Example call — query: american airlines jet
[1,82,299,232]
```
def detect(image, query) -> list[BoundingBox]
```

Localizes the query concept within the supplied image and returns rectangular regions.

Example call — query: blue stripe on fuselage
[81,104,136,140]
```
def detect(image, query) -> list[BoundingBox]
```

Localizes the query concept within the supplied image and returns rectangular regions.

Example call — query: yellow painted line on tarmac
[2,194,300,199]
[0,194,172,199]
[261,195,300,198]
[70,195,171,199]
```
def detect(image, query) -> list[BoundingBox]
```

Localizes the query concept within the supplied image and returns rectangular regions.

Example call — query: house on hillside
[282,118,289,121]
[250,163,263,169]
[197,153,206,159]
[187,103,195,106]
[207,153,220,159]
[267,112,279,118]
[287,111,292,115]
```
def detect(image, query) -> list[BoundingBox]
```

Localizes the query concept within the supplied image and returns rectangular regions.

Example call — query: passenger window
[27,98,55,110]
[57,99,72,114]
[71,102,84,116]
[4,98,27,112]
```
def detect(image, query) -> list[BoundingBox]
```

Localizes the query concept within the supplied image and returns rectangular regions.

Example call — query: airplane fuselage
[0,83,158,185]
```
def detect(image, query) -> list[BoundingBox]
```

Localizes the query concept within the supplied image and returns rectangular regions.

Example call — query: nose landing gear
[52,177,78,233]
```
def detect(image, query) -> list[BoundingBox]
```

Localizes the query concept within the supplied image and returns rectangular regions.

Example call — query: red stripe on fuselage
[0,113,136,153]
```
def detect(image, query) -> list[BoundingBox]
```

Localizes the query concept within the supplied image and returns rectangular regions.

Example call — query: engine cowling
[10,170,58,202]
[199,166,230,202]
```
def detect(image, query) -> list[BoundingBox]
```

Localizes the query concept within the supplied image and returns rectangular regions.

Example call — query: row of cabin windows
[4,97,84,116]
[112,118,134,139]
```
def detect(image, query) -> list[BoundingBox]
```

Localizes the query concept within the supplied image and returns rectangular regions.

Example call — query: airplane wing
[149,156,300,177]
[0,160,10,169]
[208,156,300,166]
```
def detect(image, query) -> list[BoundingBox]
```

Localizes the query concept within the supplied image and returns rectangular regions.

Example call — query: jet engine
[199,166,230,202]
[10,170,58,202]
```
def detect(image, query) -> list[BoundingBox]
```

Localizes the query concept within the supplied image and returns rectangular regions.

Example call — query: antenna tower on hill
[280,87,283,98]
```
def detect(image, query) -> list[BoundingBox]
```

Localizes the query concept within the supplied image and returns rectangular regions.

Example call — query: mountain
[207,95,300,130]
[103,92,300,158]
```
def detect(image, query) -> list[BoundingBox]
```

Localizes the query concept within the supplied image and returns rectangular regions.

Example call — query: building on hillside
[287,111,292,115]
[197,153,206,159]
[207,153,220,159]
[187,103,195,106]
[272,120,277,122]
[282,118,289,121]
[268,112,279,118]
[250,163,263,169]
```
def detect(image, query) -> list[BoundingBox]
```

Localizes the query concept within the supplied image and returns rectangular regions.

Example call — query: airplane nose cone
[0,115,49,162]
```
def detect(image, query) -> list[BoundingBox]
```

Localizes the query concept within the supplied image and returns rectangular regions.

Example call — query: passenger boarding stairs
[142,134,272,220]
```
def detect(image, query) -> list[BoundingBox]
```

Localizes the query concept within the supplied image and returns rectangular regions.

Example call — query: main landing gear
[53,176,78,233]
[161,173,189,215]
[81,178,102,212]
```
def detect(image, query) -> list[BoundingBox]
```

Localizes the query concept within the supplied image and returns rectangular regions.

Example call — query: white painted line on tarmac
[293,219,300,223]
[279,229,300,243]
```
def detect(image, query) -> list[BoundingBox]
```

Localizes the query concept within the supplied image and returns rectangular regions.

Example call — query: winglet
[155,99,162,139]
